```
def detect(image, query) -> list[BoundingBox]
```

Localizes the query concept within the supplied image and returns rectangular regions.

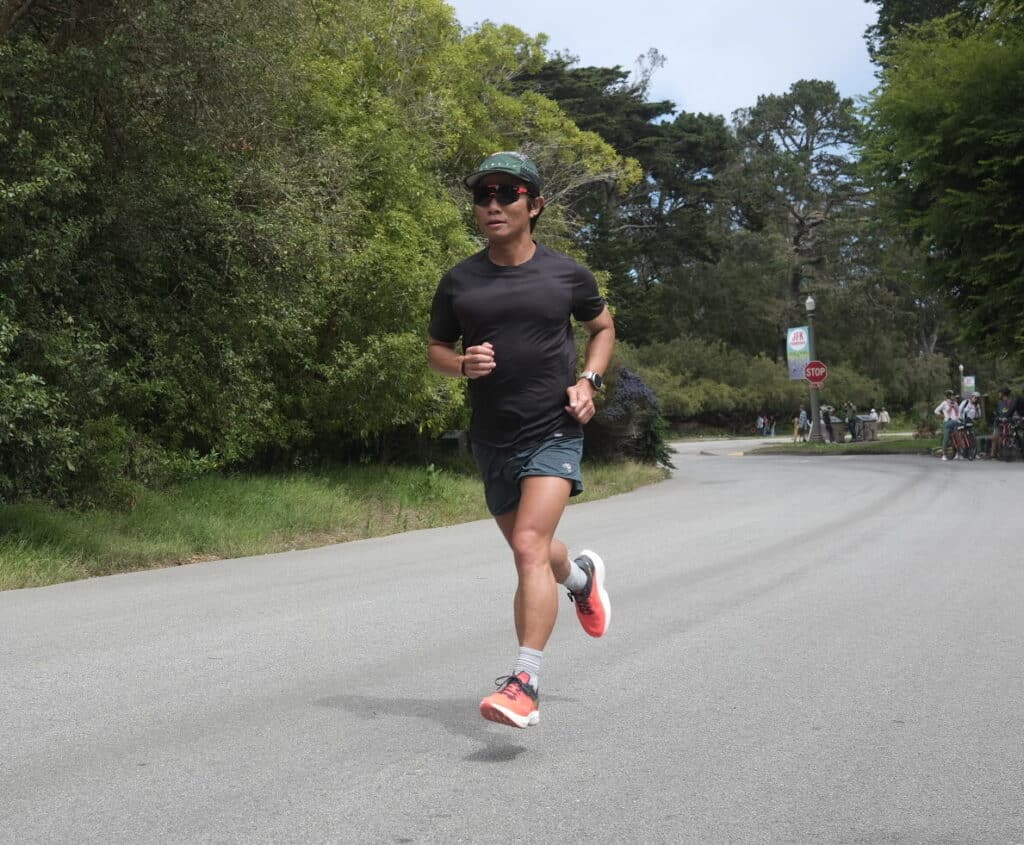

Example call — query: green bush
[615,337,886,430]
[586,367,674,467]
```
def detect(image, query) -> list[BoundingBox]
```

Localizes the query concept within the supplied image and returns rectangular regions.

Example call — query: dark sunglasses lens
[473,185,525,206]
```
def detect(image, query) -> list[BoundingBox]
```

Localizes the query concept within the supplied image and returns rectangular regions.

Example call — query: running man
[427,151,615,728]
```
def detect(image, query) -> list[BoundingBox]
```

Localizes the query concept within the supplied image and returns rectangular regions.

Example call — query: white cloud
[447,0,879,118]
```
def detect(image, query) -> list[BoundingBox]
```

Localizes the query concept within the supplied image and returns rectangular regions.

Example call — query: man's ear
[529,196,545,219]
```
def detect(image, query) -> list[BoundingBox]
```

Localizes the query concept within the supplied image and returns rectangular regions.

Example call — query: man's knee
[510,528,552,569]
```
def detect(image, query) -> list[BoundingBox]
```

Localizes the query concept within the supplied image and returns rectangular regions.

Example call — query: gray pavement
[2,442,1022,843]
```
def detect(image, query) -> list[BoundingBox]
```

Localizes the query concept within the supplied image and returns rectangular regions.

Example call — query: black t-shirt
[428,242,606,449]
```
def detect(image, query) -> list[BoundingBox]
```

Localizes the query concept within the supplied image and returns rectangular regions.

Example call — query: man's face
[472,174,542,244]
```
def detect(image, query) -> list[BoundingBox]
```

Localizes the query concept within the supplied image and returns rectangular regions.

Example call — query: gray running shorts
[471,436,584,516]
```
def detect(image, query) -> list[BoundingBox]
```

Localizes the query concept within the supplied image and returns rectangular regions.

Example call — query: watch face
[590,373,603,389]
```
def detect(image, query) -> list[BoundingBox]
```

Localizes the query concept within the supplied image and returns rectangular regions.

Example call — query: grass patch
[749,437,940,455]
[0,460,668,591]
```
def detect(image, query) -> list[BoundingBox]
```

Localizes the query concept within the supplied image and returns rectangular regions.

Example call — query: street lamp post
[805,294,824,442]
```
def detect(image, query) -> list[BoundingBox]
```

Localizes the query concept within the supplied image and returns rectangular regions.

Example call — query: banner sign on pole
[962,375,976,396]
[786,326,810,380]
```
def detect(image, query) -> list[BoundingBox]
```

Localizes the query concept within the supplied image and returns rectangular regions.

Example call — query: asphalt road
[2,441,1022,843]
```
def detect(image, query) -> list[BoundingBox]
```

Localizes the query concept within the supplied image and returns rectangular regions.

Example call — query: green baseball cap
[464,151,543,194]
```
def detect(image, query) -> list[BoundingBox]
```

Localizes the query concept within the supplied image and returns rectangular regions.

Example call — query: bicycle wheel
[951,430,965,459]
[966,433,977,460]
[999,430,1012,460]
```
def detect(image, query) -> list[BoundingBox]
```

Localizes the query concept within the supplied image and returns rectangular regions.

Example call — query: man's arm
[579,306,615,379]
[427,338,464,378]
[427,337,495,379]
[565,306,615,424]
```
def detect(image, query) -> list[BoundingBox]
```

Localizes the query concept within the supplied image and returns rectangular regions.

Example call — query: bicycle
[1012,415,1024,460]
[995,414,1015,460]
[950,418,978,461]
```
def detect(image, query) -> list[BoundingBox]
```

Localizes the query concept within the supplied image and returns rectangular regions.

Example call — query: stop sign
[804,360,828,388]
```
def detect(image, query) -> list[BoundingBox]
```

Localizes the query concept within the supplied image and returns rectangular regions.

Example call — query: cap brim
[464,168,539,192]
[464,169,506,189]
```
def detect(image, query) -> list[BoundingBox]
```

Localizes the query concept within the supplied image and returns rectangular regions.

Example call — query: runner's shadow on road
[315,691,576,763]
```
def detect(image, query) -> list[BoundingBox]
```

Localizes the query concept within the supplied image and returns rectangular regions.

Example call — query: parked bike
[1012,416,1024,459]
[951,418,977,461]
[995,414,1014,460]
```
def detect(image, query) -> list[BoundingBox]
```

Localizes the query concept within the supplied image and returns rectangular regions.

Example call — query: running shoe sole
[579,548,610,637]
[479,699,539,728]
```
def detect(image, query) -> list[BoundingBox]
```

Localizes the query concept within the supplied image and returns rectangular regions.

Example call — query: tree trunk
[0,0,35,36]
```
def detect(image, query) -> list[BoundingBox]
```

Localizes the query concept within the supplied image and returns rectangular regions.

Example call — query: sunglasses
[472,184,531,206]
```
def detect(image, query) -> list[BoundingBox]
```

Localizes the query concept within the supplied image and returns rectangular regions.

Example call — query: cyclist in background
[934,389,960,461]
[959,391,983,424]
[956,391,983,459]
[990,387,1014,459]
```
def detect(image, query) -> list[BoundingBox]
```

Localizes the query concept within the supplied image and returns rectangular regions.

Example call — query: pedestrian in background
[797,404,809,442]
[822,406,835,443]
[844,401,857,441]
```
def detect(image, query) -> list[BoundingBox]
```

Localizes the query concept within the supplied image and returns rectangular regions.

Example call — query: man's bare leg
[493,475,573,650]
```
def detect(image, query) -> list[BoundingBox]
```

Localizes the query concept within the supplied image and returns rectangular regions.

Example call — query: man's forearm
[581,324,615,377]
[427,342,465,378]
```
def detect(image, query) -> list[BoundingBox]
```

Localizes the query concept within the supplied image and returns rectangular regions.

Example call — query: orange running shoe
[479,672,539,728]
[568,550,610,638]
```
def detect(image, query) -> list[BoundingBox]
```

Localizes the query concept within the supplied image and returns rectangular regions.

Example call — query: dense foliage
[863,0,985,57]
[2,0,1020,505]
[586,367,674,468]
[0,1,635,503]
[862,0,1024,361]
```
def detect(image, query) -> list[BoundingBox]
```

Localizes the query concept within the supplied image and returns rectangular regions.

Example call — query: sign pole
[805,297,824,443]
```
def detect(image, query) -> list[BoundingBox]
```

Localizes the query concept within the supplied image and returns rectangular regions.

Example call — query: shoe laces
[568,561,594,615]
[569,587,594,615]
[493,674,536,702]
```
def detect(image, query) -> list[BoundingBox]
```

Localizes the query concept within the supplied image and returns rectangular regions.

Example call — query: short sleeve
[427,273,461,343]
[571,264,605,322]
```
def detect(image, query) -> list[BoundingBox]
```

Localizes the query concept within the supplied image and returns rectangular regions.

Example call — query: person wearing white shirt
[934,389,961,461]
[958,391,983,422]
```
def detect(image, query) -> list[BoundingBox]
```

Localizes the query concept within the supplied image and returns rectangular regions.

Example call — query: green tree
[1,0,638,503]
[864,0,984,57]
[733,79,865,303]
[862,1,1024,361]
[513,55,736,344]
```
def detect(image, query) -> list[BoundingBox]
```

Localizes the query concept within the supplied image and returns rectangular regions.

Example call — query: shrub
[586,367,674,467]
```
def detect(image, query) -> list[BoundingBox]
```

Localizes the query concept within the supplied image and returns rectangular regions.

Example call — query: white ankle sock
[562,557,588,593]
[513,647,543,688]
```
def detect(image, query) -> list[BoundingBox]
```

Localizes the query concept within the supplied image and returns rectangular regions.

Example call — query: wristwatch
[580,370,604,390]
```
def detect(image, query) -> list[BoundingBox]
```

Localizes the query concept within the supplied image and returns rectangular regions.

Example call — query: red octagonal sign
[805,360,828,387]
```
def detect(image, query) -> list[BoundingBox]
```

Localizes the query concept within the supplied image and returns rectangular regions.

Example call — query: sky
[447,0,880,119]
